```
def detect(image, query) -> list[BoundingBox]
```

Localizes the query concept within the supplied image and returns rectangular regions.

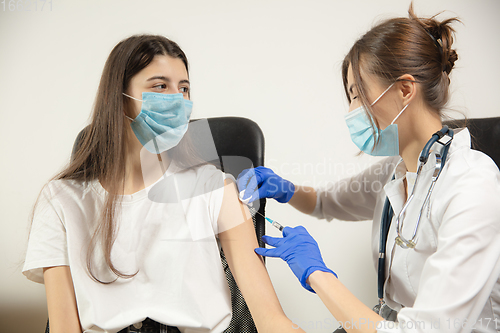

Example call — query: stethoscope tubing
[377,126,454,306]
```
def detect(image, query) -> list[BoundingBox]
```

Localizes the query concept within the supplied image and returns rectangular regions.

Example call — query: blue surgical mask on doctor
[344,82,409,156]
[123,92,193,154]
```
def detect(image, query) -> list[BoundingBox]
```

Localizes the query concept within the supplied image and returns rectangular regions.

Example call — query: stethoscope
[375,125,454,316]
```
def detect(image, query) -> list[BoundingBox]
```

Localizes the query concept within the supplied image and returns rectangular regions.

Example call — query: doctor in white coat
[237,5,500,333]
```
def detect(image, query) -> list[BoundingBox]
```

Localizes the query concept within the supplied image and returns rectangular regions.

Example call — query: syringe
[247,206,284,232]
[239,189,285,231]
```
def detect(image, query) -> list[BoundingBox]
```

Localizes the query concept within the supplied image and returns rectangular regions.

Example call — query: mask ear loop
[371,82,396,106]
[123,93,142,121]
[370,80,411,125]
[390,103,410,125]
[122,93,143,102]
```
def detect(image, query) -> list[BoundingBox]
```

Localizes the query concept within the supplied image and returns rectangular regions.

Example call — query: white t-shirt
[312,128,500,332]
[23,163,233,333]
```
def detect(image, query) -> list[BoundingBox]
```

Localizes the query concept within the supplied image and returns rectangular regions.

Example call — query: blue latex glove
[254,226,337,293]
[237,166,295,204]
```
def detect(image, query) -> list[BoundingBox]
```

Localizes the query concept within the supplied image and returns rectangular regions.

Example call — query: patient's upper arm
[217,178,254,234]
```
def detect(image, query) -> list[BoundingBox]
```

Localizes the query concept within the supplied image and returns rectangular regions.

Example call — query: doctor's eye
[179,86,189,94]
[352,95,358,100]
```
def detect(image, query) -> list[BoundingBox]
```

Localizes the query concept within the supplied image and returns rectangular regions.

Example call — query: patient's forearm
[44,266,82,333]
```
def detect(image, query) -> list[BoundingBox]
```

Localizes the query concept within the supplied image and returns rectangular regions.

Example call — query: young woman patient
[23,34,302,333]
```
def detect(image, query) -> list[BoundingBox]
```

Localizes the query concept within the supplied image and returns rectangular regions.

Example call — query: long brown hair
[342,3,460,145]
[54,35,196,283]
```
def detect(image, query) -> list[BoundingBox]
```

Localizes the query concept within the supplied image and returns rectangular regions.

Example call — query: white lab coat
[312,128,500,333]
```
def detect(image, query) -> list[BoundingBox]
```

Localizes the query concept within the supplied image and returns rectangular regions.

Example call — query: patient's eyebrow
[147,76,171,82]
[147,76,190,86]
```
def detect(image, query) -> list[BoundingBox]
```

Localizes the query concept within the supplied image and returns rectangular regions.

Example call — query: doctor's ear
[397,74,417,105]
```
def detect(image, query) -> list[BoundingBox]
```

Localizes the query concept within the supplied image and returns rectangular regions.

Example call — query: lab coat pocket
[407,214,437,298]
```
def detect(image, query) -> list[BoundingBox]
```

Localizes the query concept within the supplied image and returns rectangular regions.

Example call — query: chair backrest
[444,116,500,169]
[69,116,265,333]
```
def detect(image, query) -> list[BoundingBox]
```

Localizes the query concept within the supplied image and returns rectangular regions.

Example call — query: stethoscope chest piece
[395,235,416,249]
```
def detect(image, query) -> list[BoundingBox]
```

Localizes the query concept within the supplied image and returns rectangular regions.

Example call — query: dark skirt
[117,318,180,333]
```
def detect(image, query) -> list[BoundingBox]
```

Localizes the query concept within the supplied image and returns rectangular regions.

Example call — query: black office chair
[443,116,500,168]
[45,117,265,333]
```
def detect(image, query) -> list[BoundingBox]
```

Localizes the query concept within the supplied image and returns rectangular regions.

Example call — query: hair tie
[425,30,446,72]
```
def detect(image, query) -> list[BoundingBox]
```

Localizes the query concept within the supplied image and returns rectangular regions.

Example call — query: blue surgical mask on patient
[123,92,193,154]
[344,83,409,156]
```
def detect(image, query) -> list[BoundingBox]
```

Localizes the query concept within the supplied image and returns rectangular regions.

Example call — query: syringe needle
[248,206,284,231]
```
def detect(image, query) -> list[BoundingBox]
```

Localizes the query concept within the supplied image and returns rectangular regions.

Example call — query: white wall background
[1,0,499,331]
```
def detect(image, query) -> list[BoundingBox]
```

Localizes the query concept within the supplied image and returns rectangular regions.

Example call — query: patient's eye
[153,83,167,90]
